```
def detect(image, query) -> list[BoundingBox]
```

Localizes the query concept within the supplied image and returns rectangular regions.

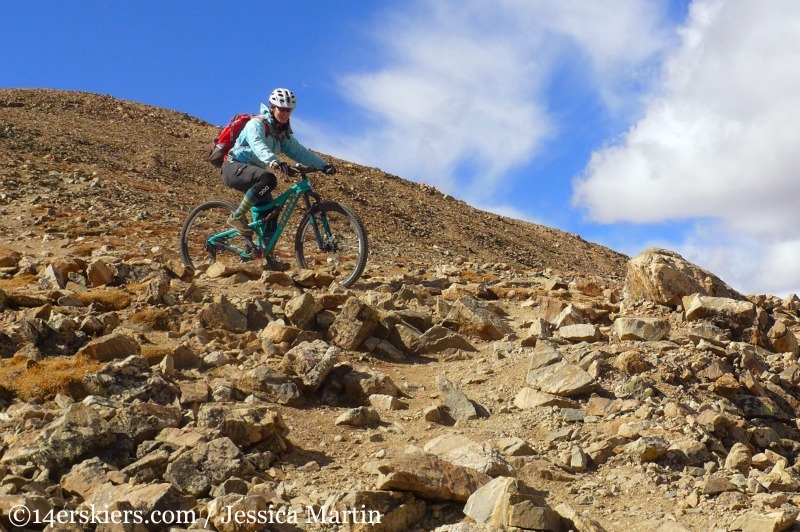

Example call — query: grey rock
[343,369,401,402]
[280,339,338,393]
[197,403,289,447]
[613,316,671,341]
[436,375,480,421]
[165,437,249,497]
[2,402,115,469]
[682,293,756,331]
[238,366,303,406]
[83,355,178,404]
[415,324,477,354]
[364,336,407,361]
[335,406,381,427]
[108,402,181,444]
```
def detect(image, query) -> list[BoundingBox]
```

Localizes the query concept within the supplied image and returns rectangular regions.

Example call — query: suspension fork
[302,192,329,249]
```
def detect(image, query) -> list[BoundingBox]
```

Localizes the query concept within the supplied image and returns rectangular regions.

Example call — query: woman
[221,87,336,270]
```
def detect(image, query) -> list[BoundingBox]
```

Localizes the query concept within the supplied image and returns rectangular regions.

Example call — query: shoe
[264,254,291,272]
[227,214,253,237]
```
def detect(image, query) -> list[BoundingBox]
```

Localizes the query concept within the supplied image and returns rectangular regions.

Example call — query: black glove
[271,161,290,175]
[322,164,336,175]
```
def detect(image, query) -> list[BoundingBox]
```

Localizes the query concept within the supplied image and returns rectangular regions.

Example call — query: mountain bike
[179,164,368,287]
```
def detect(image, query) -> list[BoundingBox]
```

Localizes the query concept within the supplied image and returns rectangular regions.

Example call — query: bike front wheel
[180,199,252,271]
[294,202,368,287]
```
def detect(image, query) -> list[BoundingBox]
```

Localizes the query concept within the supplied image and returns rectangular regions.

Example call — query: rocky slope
[2,89,800,532]
[0,88,626,278]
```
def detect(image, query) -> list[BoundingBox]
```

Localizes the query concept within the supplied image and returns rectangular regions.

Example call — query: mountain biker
[221,87,336,270]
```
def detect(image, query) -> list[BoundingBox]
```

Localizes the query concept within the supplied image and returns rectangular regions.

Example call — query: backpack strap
[254,115,270,137]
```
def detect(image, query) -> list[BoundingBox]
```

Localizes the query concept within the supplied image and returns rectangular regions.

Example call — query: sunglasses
[276,107,293,113]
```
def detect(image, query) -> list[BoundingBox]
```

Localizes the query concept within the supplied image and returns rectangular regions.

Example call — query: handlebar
[287,164,323,177]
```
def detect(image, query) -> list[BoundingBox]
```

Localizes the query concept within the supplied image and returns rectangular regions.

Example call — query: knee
[253,171,277,198]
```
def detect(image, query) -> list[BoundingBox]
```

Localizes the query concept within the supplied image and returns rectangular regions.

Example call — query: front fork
[302,193,331,251]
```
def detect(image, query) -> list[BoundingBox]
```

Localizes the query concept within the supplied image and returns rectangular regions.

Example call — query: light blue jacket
[227,103,326,169]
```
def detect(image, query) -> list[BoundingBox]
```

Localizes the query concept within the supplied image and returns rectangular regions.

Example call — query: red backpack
[205,114,268,168]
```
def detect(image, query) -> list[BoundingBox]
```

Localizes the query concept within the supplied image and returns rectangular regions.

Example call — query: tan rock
[514,388,579,409]
[729,509,799,532]
[0,247,21,268]
[376,452,490,502]
[197,403,289,447]
[86,258,115,287]
[285,292,322,329]
[445,296,513,340]
[613,316,670,341]
[624,248,743,306]
[682,293,756,330]
[558,323,601,342]
[321,490,426,532]
[198,294,248,333]
[280,339,338,393]
[328,296,380,349]
[76,331,141,362]
[526,360,596,397]
[424,434,510,476]
[463,477,560,531]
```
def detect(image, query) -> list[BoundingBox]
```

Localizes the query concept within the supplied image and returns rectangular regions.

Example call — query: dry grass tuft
[131,308,173,330]
[74,289,132,310]
[0,273,39,291]
[0,354,104,401]
[140,345,172,366]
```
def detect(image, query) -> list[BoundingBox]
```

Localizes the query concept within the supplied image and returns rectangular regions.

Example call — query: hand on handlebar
[285,164,332,177]
[270,160,290,176]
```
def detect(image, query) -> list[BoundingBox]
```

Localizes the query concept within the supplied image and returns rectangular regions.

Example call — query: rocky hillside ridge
[1,89,800,532]
[0,88,627,279]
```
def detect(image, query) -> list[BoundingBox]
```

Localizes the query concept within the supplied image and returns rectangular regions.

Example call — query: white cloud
[573,0,800,296]
[309,0,673,204]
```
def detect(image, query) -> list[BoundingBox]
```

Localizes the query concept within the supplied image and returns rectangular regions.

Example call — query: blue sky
[3,1,800,297]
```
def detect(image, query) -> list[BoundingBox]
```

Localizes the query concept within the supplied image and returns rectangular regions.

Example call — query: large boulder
[624,248,743,307]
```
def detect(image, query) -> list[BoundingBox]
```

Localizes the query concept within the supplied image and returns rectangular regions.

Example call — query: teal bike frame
[208,175,327,261]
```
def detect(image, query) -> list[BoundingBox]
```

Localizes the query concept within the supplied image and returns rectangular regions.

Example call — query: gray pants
[221,161,276,204]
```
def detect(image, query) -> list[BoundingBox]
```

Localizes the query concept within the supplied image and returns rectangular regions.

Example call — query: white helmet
[268,88,297,109]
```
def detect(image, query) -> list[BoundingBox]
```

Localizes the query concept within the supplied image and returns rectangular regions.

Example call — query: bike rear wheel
[294,201,368,287]
[180,199,252,271]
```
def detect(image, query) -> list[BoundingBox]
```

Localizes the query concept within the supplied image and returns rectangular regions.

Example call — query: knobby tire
[294,201,368,287]
[180,199,250,271]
